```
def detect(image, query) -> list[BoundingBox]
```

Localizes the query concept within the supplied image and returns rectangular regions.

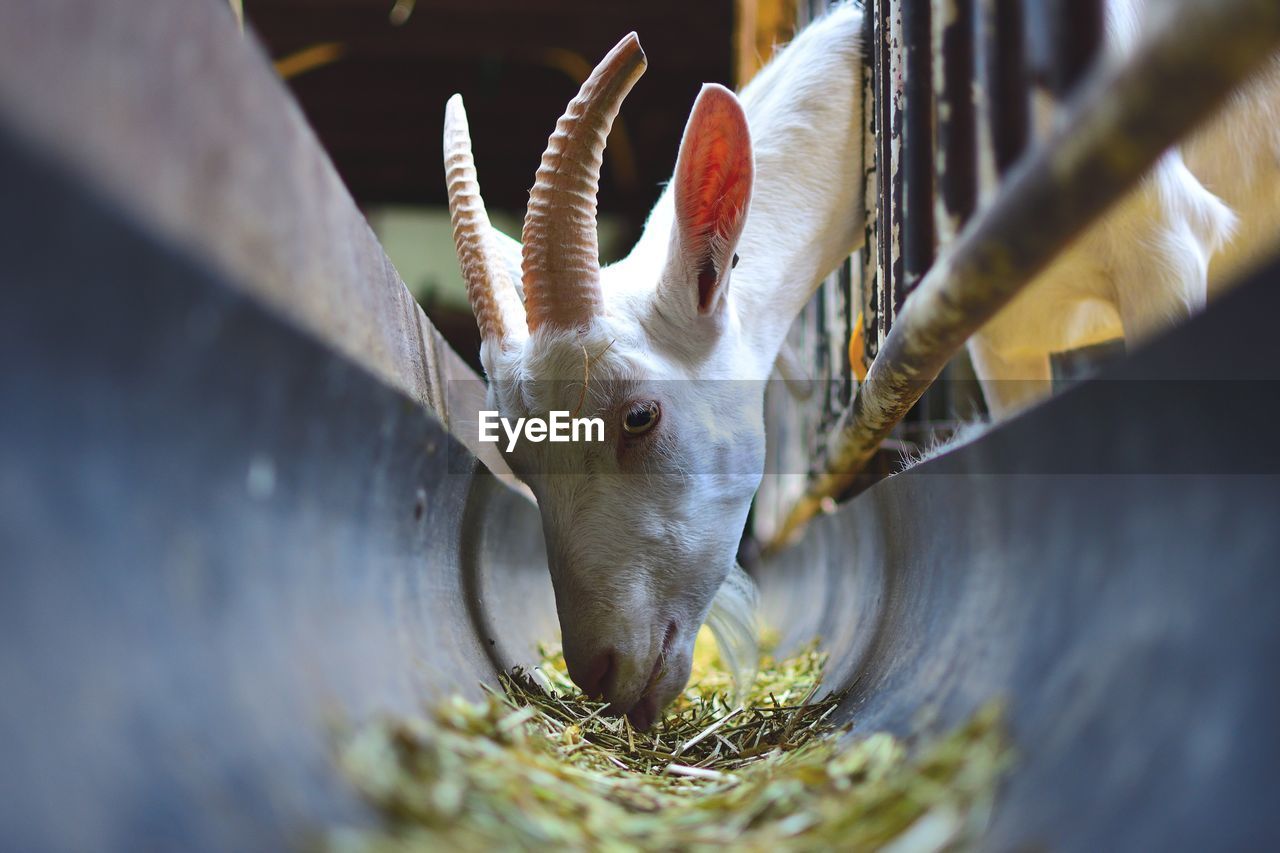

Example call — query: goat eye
[622,401,660,435]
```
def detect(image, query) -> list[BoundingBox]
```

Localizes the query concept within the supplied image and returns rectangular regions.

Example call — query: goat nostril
[571,650,615,699]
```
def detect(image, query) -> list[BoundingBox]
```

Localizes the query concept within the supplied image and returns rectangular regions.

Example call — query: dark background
[246,0,737,238]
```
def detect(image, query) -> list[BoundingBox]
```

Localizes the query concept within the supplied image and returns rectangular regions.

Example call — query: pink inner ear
[674,86,753,313]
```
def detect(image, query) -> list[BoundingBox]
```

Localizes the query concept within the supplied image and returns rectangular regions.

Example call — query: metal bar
[934,0,978,244]
[1021,0,1053,88]
[887,2,908,322]
[1020,0,1104,97]
[766,0,1280,551]
[857,4,880,373]
[875,0,894,346]
[823,262,844,420]
[838,261,855,408]
[813,255,831,418]
[988,0,1030,174]
[972,0,1000,199]
[902,0,935,288]
[1050,0,1104,95]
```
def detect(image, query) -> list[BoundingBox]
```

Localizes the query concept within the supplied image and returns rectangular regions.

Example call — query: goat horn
[444,93,526,345]
[522,33,647,332]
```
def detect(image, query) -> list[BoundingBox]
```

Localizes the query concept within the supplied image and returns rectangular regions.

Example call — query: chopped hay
[328,630,1010,852]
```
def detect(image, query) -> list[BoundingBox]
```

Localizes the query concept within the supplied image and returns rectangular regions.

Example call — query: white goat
[443,6,864,728]
[968,0,1280,418]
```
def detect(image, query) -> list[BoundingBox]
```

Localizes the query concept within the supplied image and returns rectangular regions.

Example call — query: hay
[328,630,1010,852]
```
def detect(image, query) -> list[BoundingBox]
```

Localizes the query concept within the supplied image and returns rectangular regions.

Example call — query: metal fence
[753,0,1280,549]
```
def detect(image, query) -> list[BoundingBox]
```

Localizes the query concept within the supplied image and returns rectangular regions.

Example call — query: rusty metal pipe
[875,0,899,341]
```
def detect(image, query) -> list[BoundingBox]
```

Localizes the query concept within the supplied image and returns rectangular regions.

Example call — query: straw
[329,629,1011,851]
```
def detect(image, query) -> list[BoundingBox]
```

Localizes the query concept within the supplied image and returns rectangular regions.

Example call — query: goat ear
[666,84,753,317]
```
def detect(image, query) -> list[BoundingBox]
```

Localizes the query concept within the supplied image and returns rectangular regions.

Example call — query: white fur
[1185,55,1280,291]
[967,0,1279,418]
[472,5,866,723]
[896,420,990,472]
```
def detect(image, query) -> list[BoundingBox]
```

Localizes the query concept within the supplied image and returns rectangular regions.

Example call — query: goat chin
[968,0,1279,420]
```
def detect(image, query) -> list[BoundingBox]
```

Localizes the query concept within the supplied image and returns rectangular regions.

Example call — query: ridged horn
[521,33,647,332]
[444,93,526,345]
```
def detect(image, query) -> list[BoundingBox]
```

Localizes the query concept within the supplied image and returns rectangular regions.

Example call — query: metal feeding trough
[5,111,1280,851]
[2,0,1279,850]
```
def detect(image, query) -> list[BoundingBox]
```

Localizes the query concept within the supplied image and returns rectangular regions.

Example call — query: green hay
[328,631,1010,852]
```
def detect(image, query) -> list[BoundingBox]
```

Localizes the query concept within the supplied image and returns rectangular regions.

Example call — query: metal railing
[760,0,1280,552]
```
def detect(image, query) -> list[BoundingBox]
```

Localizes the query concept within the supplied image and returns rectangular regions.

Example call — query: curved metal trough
[4,0,1280,843]
[759,287,1280,849]
[4,113,1280,851]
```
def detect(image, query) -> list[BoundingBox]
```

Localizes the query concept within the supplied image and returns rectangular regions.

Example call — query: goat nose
[566,649,615,698]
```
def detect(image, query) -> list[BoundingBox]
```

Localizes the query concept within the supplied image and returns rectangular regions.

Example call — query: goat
[969,0,1280,418]
[443,5,864,728]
